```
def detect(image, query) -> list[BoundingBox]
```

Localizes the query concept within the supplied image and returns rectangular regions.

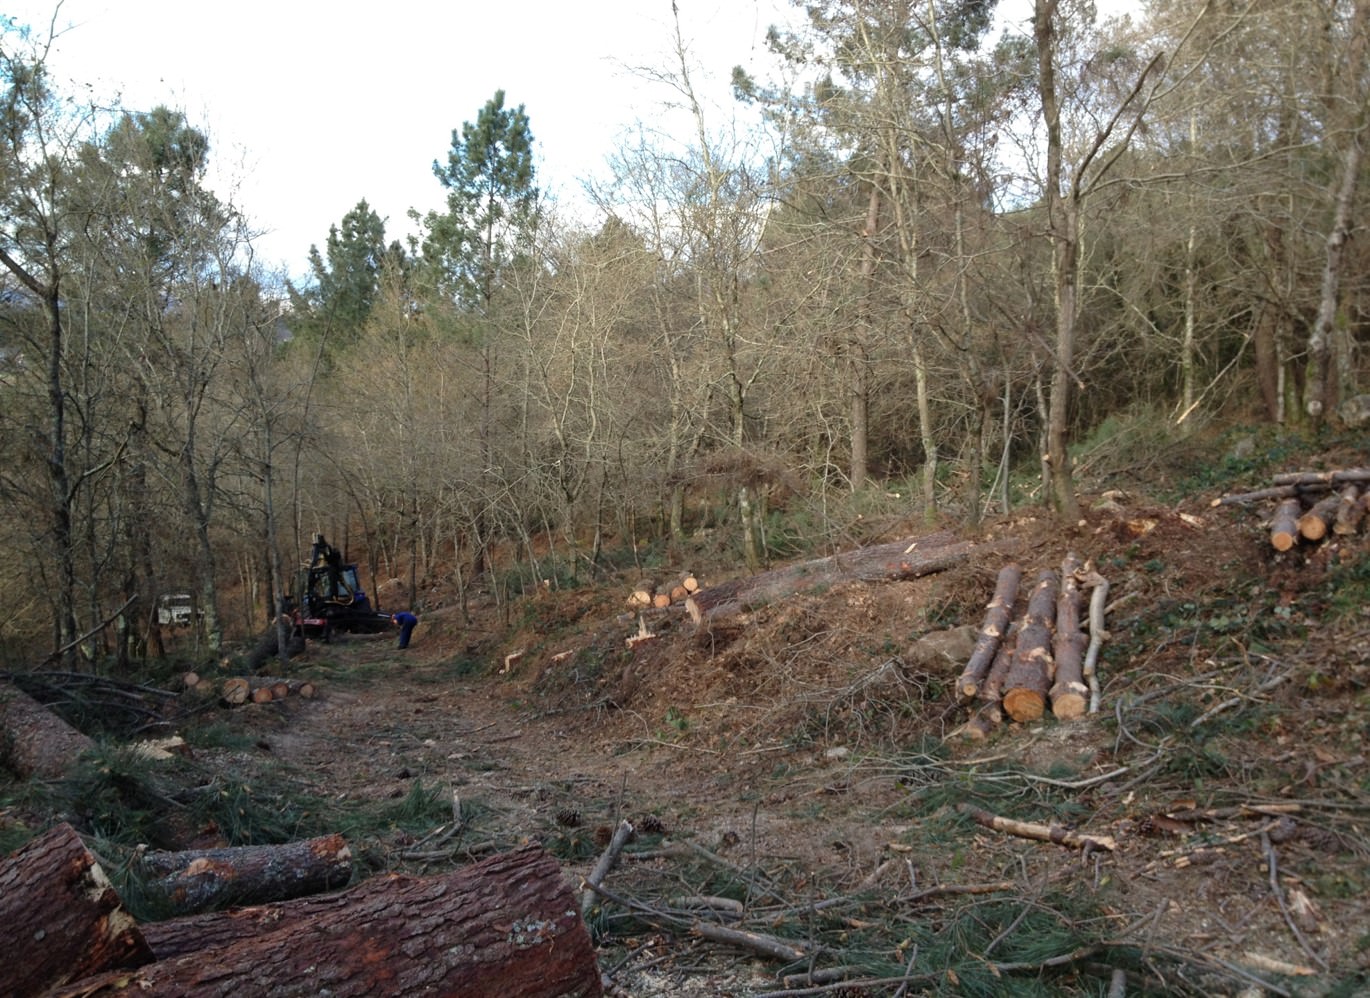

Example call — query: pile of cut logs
[952,553,1110,740]
[1212,468,1369,551]
[182,671,317,706]
[628,573,701,609]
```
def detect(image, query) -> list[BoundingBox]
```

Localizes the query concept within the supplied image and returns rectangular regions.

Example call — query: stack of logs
[627,574,700,609]
[183,672,318,707]
[953,554,1110,740]
[1211,468,1369,551]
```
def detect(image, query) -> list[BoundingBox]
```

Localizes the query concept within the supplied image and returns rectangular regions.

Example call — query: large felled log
[956,564,1021,700]
[56,845,602,998]
[0,823,152,996]
[1211,484,1304,507]
[136,833,353,916]
[981,613,1020,705]
[686,533,1016,626]
[0,679,96,779]
[1001,569,1058,723]
[1270,497,1303,551]
[1297,492,1344,541]
[1049,554,1088,720]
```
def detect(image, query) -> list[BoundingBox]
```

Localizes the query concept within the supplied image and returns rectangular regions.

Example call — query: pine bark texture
[55,845,601,997]
[136,834,353,916]
[0,680,96,779]
[0,823,152,997]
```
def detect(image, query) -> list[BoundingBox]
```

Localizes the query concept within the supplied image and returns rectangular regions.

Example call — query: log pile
[1212,467,1369,551]
[628,573,701,609]
[220,675,317,706]
[2,824,603,998]
[951,553,1110,740]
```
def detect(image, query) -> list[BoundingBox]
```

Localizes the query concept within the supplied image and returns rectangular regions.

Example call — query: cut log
[959,700,1004,741]
[1049,554,1088,720]
[981,613,1021,704]
[0,679,96,779]
[652,592,672,609]
[682,575,700,593]
[629,581,656,606]
[1271,467,1370,487]
[1210,484,1304,507]
[669,585,689,603]
[686,533,1017,627]
[0,823,153,995]
[956,563,1021,700]
[136,833,354,916]
[1001,569,1058,723]
[57,845,602,998]
[1297,492,1344,541]
[1270,497,1303,552]
[1333,485,1366,536]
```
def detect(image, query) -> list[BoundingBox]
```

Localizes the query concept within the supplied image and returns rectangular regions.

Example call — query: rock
[906,624,979,669]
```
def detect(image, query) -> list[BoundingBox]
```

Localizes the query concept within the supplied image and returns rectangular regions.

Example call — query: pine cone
[639,814,667,835]
[555,808,582,828]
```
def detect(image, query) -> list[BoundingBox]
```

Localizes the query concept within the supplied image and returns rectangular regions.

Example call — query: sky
[7,0,1138,283]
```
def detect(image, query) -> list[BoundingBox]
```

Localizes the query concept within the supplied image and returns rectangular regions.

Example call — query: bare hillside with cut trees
[3,2,1370,994]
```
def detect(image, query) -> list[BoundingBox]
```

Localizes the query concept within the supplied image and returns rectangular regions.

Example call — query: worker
[391,611,419,649]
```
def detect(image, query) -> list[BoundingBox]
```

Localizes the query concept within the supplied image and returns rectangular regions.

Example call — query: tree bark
[685,533,1015,627]
[1297,492,1344,541]
[0,680,96,779]
[1002,569,1058,722]
[1049,554,1088,720]
[957,564,1022,699]
[0,823,152,996]
[1270,497,1303,551]
[1334,486,1366,536]
[136,834,353,916]
[56,845,602,998]
[221,676,316,706]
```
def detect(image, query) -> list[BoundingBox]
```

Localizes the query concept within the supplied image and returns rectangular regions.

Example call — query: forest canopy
[2,0,1367,667]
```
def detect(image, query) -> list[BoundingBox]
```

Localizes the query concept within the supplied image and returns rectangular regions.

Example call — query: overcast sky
[8,0,1135,282]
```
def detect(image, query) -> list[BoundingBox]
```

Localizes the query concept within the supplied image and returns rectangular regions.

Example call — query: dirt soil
[201,468,1369,997]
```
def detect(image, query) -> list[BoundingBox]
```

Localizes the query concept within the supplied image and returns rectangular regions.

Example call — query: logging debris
[1213,469,1368,551]
[948,553,1111,738]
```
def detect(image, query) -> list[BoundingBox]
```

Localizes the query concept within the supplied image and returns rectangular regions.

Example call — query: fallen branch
[1080,569,1110,714]
[692,921,808,962]
[957,803,1117,851]
[581,818,635,918]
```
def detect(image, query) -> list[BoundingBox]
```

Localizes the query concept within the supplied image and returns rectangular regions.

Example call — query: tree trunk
[56,845,602,998]
[1002,569,1059,722]
[1297,492,1345,542]
[957,563,1022,699]
[1334,485,1367,535]
[1049,553,1088,720]
[136,834,353,916]
[0,680,95,779]
[1270,497,1303,552]
[685,533,1015,627]
[0,823,152,997]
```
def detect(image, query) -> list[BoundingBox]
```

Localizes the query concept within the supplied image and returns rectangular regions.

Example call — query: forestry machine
[285,533,393,638]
